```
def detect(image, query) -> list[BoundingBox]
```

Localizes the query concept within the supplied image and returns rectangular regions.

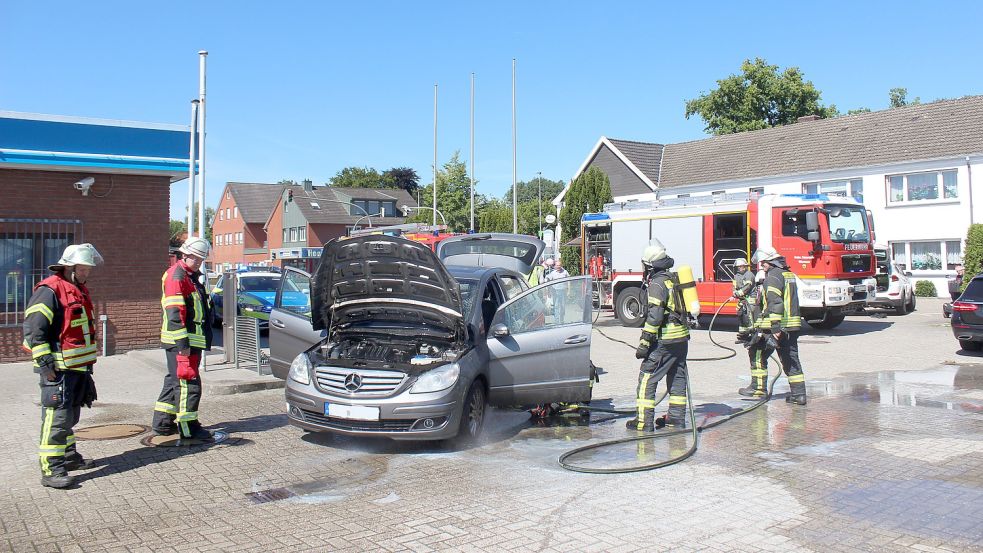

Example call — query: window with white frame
[803,178,863,204]
[226,233,232,246]
[219,210,224,221]
[216,234,222,246]
[298,227,307,242]
[886,170,957,204]
[237,232,243,244]
[289,227,297,243]
[233,206,238,218]
[890,240,961,271]
[226,208,231,220]
[282,228,288,242]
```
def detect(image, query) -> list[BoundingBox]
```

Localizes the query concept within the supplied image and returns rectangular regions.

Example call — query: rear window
[441,240,537,266]
[241,276,280,292]
[961,279,983,301]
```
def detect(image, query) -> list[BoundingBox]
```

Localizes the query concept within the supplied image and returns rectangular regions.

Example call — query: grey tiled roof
[657,95,983,188]
[288,186,418,225]
[227,182,285,223]
[606,138,664,184]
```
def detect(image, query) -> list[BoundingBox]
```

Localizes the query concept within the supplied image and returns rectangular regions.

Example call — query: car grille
[299,409,414,432]
[313,366,406,397]
[842,254,871,273]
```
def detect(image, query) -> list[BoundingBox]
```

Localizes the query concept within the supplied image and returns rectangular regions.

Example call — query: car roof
[238,272,280,278]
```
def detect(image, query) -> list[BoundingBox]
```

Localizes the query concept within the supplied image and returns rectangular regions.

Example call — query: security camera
[74,177,95,196]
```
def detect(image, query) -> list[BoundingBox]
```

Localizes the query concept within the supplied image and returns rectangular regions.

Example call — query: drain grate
[246,487,297,504]
[139,430,230,448]
[75,424,149,441]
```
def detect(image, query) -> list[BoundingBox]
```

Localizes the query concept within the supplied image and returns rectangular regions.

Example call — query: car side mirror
[807,231,820,243]
[805,211,820,233]
[490,323,510,338]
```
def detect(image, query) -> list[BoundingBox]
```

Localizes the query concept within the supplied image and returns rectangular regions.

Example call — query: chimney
[302,179,314,193]
[797,115,821,123]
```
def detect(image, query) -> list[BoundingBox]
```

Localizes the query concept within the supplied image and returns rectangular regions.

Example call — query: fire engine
[581,193,877,329]
[348,222,457,251]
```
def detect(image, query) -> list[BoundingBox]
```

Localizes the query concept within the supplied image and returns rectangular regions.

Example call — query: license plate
[325,402,379,421]
[853,285,867,293]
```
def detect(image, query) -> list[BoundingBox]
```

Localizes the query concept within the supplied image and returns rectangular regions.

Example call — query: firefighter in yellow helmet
[626,240,690,431]
[152,237,215,440]
[754,246,806,405]
[23,244,104,489]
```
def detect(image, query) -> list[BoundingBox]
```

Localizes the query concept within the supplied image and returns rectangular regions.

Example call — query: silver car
[273,234,593,442]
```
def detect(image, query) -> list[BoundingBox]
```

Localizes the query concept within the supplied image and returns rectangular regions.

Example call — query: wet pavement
[1,298,981,552]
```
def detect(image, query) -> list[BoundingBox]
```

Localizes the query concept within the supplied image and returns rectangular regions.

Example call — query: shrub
[962,224,983,290]
[914,280,937,297]
[560,246,582,276]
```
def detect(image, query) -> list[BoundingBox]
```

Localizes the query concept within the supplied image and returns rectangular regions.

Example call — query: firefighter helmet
[754,246,781,263]
[48,244,104,271]
[734,257,750,268]
[179,236,212,260]
[641,239,667,266]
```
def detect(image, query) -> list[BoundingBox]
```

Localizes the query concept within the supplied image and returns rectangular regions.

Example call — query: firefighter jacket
[160,261,213,351]
[526,265,546,286]
[22,274,98,373]
[733,270,756,298]
[760,264,802,332]
[639,272,691,348]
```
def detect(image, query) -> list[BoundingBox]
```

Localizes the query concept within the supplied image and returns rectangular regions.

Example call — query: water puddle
[812,364,983,413]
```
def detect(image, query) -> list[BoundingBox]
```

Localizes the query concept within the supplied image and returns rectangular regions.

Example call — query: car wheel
[907,293,916,313]
[454,380,487,445]
[959,340,982,352]
[896,294,910,315]
[616,287,645,327]
[806,313,845,330]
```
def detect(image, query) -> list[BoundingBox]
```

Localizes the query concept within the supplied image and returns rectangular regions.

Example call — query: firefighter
[152,237,215,441]
[23,244,103,489]
[627,240,690,431]
[754,246,807,405]
[740,265,774,398]
[526,258,548,286]
[732,257,756,342]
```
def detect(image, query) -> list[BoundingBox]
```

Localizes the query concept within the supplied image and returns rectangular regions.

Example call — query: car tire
[959,340,982,352]
[907,293,916,313]
[453,380,487,445]
[616,287,645,327]
[806,313,845,330]
[896,294,910,315]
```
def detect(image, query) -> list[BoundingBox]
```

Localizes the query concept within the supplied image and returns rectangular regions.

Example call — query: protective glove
[82,374,98,408]
[37,355,58,382]
[636,332,655,359]
[176,353,198,380]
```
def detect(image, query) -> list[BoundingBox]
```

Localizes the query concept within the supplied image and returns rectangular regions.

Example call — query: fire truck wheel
[616,287,645,327]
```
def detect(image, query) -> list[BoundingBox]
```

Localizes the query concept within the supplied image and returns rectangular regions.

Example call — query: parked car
[950,274,983,351]
[211,270,282,329]
[869,261,915,314]
[274,234,593,443]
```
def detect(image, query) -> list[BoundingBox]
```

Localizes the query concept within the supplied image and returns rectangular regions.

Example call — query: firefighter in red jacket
[152,237,215,441]
[23,244,103,489]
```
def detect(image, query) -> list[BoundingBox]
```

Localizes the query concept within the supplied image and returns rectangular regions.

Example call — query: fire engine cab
[581,193,877,329]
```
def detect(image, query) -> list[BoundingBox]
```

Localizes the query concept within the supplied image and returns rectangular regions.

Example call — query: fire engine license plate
[325,403,380,421]
[852,285,867,293]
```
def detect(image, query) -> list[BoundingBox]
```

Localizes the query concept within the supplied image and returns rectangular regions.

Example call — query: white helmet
[754,246,781,263]
[49,243,104,271]
[641,239,667,265]
[734,257,749,268]
[179,236,211,260]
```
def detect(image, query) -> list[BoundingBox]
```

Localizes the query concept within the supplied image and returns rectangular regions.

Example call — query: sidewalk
[125,347,284,395]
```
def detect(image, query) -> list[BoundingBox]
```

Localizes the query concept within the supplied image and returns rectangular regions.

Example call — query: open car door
[268,267,324,379]
[485,275,593,406]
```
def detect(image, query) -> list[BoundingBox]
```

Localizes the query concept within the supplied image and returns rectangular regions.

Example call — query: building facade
[0,112,191,361]
[210,182,284,271]
[556,97,983,296]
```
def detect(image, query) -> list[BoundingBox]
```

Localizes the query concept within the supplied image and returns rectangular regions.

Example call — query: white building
[555,96,983,296]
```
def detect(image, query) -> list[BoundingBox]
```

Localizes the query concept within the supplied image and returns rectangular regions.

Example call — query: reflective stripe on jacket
[641,273,690,344]
[22,274,97,372]
[160,261,212,351]
[762,267,801,331]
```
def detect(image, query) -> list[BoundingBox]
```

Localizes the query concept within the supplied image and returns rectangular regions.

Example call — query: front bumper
[284,376,465,440]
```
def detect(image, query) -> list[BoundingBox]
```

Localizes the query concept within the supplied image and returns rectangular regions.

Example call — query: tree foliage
[962,224,983,290]
[914,280,937,297]
[503,177,566,205]
[408,152,474,232]
[558,167,613,275]
[329,166,386,188]
[172,202,215,246]
[889,87,920,108]
[382,167,420,192]
[684,58,838,135]
[477,199,514,233]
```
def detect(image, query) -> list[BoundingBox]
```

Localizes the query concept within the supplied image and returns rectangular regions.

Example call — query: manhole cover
[75,424,149,441]
[140,430,230,448]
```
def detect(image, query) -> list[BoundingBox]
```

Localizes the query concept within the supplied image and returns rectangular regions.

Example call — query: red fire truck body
[581,193,877,329]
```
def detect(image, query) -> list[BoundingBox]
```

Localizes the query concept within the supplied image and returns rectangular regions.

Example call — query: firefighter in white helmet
[626,239,691,431]
[754,246,807,405]
[152,236,215,441]
[23,244,104,489]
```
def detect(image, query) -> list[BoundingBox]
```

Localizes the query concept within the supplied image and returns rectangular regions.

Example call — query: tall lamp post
[537,171,542,237]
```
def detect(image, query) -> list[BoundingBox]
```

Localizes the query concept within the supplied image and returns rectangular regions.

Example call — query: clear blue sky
[3,1,983,219]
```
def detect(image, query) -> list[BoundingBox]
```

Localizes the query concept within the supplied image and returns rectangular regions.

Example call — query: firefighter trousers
[634,340,689,429]
[747,341,774,393]
[152,350,203,437]
[776,331,806,397]
[38,371,89,476]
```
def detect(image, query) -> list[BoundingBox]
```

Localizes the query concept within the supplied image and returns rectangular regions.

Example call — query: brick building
[210,182,283,271]
[0,112,191,361]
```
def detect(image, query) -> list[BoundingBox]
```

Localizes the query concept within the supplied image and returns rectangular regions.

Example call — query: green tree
[169,220,186,248]
[329,166,385,188]
[408,152,473,232]
[172,202,216,245]
[477,199,514,233]
[962,224,983,290]
[503,177,566,205]
[847,107,872,115]
[889,87,920,108]
[382,167,420,192]
[685,58,838,135]
[558,167,612,274]
[277,179,298,185]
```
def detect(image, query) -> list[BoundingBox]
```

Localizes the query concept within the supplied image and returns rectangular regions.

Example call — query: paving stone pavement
[1,302,981,552]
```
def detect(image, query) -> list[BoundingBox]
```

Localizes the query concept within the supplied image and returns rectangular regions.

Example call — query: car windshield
[456,278,479,316]
[441,240,537,266]
[961,279,983,302]
[240,276,280,292]
[827,206,869,243]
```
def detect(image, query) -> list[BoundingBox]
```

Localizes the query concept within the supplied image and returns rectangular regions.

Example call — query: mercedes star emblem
[344,373,363,392]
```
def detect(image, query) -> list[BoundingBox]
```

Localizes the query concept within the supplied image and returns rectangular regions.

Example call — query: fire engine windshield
[826,206,869,243]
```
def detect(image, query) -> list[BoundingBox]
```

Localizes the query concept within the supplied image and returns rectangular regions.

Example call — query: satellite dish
[545,214,556,224]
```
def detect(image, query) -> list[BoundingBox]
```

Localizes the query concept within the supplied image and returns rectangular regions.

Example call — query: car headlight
[827,286,843,295]
[410,364,460,394]
[288,353,312,385]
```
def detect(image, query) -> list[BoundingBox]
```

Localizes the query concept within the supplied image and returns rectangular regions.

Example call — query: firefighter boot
[655,414,686,429]
[738,385,766,398]
[786,375,807,405]
[64,455,97,471]
[41,473,75,489]
[785,394,807,405]
[625,418,655,432]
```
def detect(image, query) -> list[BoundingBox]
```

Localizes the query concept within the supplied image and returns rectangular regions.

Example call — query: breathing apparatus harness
[558,265,787,474]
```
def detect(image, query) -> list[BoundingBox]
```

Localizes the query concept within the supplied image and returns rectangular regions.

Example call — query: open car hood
[311,235,465,341]
[435,233,545,275]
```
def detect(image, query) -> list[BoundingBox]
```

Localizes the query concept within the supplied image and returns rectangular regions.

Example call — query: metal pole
[187,100,199,237]
[538,171,542,236]
[470,72,475,232]
[197,51,208,239]
[512,58,517,234]
[433,83,438,227]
